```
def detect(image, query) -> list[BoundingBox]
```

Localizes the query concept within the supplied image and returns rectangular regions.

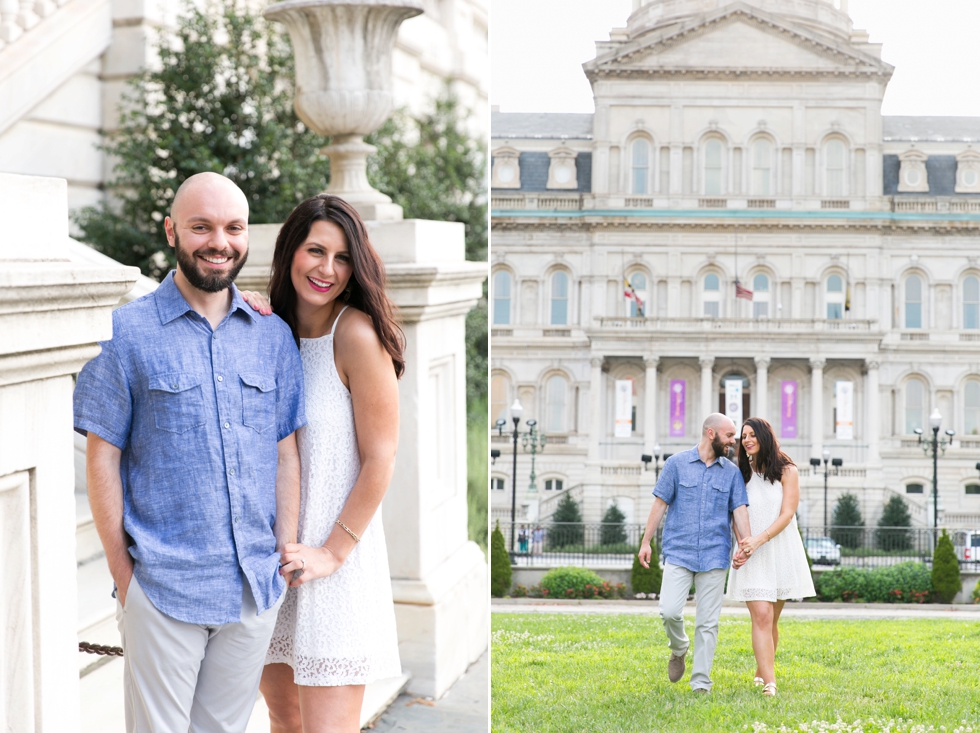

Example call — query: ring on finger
[300,557,306,569]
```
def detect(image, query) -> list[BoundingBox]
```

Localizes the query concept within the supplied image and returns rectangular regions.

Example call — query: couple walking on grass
[74,172,403,732]
[638,412,815,697]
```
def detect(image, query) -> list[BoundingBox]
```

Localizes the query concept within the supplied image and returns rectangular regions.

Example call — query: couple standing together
[74,172,402,732]
[638,412,815,697]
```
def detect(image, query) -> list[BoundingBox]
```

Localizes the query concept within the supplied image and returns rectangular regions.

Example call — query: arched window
[626,272,648,317]
[703,273,721,318]
[546,375,566,433]
[906,483,924,494]
[905,274,923,329]
[905,378,926,434]
[632,139,649,194]
[966,381,980,435]
[965,276,979,329]
[752,273,770,318]
[966,484,980,495]
[752,139,772,196]
[826,139,846,196]
[491,373,511,425]
[550,271,569,325]
[544,478,564,491]
[826,274,844,319]
[704,139,723,195]
[493,271,511,325]
[491,477,506,491]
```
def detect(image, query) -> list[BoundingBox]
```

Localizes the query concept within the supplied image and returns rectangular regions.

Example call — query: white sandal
[762,682,777,697]
[753,677,764,687]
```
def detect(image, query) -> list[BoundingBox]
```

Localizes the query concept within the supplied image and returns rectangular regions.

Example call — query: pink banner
[781,380,798,439]
[669,380,686,437]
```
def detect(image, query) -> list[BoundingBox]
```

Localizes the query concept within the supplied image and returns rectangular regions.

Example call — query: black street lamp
[809,449,842,530]
[522,420,546,498]
[490,449,500,465]
[915,408,954,541]
[641,444,671,480]
[495,399,529,554]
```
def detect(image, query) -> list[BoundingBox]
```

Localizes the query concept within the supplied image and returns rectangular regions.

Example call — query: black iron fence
[501,522,974,570]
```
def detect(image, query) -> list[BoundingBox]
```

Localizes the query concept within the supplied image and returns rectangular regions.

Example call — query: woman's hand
[240,290,274,316]
[739,533,768,557]
[732,548,748,569]
[279,543,344,587]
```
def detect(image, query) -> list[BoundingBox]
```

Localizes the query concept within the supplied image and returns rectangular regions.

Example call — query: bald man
[638,413,751,693]
[74,173,306,731]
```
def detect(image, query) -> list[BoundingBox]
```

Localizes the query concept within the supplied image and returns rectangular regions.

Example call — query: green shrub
[547,494,584,549]
[876,496,913,551]
[490,521,512,598]
[972,579,980,604]
[816,562,932,603]
[540,566,604,598]
[931,529,961,603]
[830,493,865,549]
[600,502,627,546]
[631,546,662,596]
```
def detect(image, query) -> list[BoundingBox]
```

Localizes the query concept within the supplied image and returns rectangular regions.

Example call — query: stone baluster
[16,0,38,30]
[33,0,55,20]
[1,0,23,44]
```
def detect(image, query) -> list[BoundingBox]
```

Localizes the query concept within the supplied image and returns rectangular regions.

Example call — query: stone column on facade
[589,356,604,461]
[0,172,139,732]
[810,358,826,459]
[643,355,659,455]
[865,358,881,465]
[700,356,715,421]
[754,356,770,421]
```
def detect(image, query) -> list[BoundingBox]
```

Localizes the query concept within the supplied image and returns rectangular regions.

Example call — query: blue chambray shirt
[653,446,749,573]
[73,271,306,625]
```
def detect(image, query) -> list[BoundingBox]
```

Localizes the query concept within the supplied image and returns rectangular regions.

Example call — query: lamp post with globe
[915,408,954,543]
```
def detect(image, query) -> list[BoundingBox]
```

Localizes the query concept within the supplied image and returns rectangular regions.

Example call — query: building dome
[627,0,853,42]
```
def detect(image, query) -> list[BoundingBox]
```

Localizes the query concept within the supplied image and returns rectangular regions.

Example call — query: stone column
[866,358,881,465]
[810,358,826,459]
[0,172,138,733]
[644,355,659,455]
[589,356,604,460]
[700,356,715,421]
[754,356,770,421]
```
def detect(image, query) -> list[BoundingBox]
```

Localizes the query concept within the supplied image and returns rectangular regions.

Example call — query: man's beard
[174,232,248,293]
[711,435,730,459]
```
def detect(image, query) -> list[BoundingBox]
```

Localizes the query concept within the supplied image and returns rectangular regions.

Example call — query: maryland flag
[624,278,645,316]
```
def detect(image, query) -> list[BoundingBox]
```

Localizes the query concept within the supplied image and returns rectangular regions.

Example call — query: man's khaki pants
[116,575,283,732]
[658,561,727,691]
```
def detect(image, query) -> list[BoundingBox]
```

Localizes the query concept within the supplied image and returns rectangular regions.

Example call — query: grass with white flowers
[491,614,980,732]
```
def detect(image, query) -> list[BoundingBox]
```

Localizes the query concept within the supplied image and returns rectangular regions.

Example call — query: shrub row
[815,562,932,603]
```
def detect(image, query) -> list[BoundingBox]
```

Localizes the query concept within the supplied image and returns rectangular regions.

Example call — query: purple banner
[781,380,798,439]
[669,380,686,437]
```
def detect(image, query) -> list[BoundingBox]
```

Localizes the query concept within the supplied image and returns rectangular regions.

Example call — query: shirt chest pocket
[240,373,277,433]
[148,374,206,434]
[711,482,731,508]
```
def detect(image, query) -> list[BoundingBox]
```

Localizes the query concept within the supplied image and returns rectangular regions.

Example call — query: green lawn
[492,613,980,732]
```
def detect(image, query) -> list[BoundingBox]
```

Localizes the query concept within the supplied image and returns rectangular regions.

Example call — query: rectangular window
[966,303,979,330]
[906,484,924,494]
[704,301,719,318]
[966,484,980,495]
[754,302,768,318]
[827,303,843,319]
[492,478,505,491]
[906,303,922,329]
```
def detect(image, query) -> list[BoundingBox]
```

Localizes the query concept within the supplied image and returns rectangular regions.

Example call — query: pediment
[585,4,892,78]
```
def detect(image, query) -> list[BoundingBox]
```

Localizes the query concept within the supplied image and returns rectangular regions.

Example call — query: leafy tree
[600,502,627,546]
[830,492,865,549]
[490,521,512,598]
[547,493,584,549]
[631,545,662,596]
[876,495,913,551]
[932,529,961,603]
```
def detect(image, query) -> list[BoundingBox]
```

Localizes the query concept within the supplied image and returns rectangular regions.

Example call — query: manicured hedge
[815,562,932,603]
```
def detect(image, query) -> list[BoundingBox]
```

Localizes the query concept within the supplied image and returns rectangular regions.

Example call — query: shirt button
[235,516,241,523]
[217,375,223,382]
[229,468,236,475]
[172,383,179,389]
[224,422,230,429]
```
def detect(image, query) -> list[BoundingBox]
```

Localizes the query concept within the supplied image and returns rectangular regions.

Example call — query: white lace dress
[266,308,402,686]
[726,472,816,602]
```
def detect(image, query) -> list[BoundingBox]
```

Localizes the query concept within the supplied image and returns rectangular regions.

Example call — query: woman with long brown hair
[726,416,815,697]
[246,194,404,732]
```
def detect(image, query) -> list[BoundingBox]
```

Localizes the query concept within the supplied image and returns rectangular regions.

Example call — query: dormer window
[547,146,578,190]
[898,149,929,193]
[491,147,521,189]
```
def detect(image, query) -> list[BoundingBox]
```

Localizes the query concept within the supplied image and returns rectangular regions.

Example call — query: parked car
[951,530,980,563]
[805,536,842,565]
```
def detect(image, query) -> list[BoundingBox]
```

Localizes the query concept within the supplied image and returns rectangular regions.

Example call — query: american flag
[734,280,753,301]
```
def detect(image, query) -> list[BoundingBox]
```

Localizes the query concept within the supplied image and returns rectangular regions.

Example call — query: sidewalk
[491,598,980,620]
[81,651,488,732]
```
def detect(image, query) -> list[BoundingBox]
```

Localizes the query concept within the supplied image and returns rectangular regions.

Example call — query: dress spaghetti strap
[329,304,350,336]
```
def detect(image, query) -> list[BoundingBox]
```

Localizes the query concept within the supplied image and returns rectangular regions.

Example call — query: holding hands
[732,531,772,569]
[279,543,344,587]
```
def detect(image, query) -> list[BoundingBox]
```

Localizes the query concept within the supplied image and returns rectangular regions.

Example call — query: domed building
[491,0,980,535]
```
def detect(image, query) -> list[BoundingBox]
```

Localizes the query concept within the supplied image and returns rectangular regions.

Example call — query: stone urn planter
[263,0,423,219]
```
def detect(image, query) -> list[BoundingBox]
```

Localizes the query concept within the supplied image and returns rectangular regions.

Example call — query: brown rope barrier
[79,642,124,657]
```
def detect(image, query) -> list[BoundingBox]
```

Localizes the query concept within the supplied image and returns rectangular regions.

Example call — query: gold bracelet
[336,520,360,543]
[764,529,772,541]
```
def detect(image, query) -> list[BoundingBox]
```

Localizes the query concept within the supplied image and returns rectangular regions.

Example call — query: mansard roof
[584,2,893,81]
[883,116,980,143]
[491,112,594,140]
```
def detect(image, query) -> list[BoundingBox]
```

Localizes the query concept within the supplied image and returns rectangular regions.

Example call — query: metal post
[932,424,939,543]
[510,416,519,553]
[823,460,829,530]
